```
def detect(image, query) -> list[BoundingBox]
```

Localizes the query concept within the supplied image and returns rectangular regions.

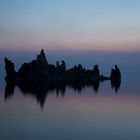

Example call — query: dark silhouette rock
[74,64,85,81]
[4,57,16,81]
[66,64,86,81]
[93,65,100,77]
[18,49,49,81]
[110,65,121,80]
[48,64,56,77]
[4,49,121,92]
[4,49,122,109]
[110,65,121,93]
[36,49,49,77]
[55,60,66,78]
[4,50,114,83]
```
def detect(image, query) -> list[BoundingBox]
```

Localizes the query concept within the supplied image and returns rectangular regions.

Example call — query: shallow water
[0,71,140,140]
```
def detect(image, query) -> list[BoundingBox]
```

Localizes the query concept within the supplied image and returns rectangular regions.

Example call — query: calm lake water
[0,66,140,140]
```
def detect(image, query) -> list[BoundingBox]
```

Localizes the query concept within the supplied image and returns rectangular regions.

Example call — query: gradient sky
[0,0,140,52]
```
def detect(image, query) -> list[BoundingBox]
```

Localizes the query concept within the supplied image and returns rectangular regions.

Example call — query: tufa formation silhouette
[4,50,122,108]
[4,49,121,84]
[5,57,17,81]
[110,65,121,93]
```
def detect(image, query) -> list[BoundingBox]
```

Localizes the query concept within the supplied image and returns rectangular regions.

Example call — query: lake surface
[0,64,140,140]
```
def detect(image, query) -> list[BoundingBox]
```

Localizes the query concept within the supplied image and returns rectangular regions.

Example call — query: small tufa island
[4,49,121,83]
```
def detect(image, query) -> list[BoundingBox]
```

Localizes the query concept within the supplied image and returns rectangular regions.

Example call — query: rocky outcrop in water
[4,49,121,83]
[5,57,17,81]
[110,65,121,80]
[18,49,49,81]
[110,65,121,92]
[4,50,122,107]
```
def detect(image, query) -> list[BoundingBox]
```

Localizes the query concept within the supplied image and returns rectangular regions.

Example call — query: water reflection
[110,79,121,93]
[4,79,121,108]
[5,81,16,100]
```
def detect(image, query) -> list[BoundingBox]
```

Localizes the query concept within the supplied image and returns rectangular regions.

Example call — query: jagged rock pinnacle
[37,49,48,64]
[40,49,46,58]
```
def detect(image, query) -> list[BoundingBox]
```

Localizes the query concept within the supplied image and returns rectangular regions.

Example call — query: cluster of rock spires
[4,49,121,108]
[5,49,121,83]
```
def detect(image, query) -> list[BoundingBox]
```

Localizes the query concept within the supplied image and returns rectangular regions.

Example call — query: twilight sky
[0,0,140,52]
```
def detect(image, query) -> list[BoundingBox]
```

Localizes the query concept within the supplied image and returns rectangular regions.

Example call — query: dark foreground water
[0,72,140,140]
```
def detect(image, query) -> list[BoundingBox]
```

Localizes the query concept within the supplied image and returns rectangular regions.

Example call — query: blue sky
[0,0,140,52]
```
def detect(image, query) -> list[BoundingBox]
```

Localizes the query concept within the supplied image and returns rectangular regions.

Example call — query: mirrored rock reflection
[4,79,121,109]
[110,78,121,93]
